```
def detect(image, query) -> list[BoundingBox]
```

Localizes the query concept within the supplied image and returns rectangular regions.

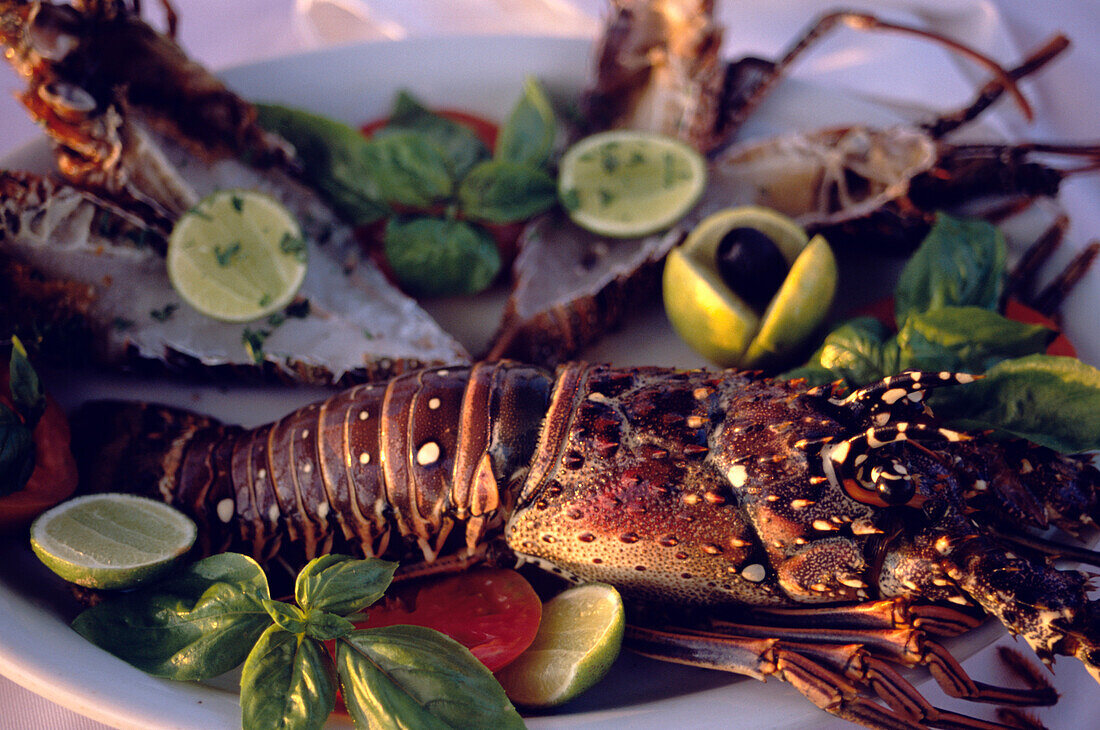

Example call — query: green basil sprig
[782,213,1100,452]
[256,77,558,298]
[73,553,524,730]
[1,337,43,496]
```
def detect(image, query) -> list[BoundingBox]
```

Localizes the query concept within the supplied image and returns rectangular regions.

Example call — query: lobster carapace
[75,360,1100,728]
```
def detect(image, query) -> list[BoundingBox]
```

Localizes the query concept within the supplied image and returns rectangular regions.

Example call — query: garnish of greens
[0,337,44,497]
[73,553,524,730]
[256,76,558,297]
[783,212,1100,453]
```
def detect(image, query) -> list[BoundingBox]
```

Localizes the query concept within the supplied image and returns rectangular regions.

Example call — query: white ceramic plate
[0,34,1095,730]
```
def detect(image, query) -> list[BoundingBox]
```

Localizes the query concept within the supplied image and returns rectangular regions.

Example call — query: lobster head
[505,364,1100,677]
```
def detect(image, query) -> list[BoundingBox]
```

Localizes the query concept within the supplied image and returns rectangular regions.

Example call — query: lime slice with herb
[495,583,624,708]
[30,494,197,590]
[663,206,811,366]
[558,130,706,238]
[167,189,307,322]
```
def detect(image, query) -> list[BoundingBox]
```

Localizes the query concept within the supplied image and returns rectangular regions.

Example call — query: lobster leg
[718,11,1029,148]
[626,622,1024,730]
[700,619,1055,708]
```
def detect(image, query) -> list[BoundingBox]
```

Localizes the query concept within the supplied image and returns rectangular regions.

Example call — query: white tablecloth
[1,1,1099,728]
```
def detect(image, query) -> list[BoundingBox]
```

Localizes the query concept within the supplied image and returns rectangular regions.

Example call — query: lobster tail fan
[70,400,225,500]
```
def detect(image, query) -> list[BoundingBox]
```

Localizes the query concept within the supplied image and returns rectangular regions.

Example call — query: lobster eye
[875,475,916,506]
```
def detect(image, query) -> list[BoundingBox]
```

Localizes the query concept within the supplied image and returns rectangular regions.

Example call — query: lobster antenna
[924,34,1070,138]
[716,11,1032,151]
[988,524,1100,568]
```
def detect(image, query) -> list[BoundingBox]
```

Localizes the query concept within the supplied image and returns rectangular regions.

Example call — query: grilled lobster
[76,360,1100,728]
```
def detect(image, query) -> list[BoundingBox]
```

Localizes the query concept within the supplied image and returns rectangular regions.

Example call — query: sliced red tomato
[0,366,78,532]
[359,568,542,672]
[1003,297,1077,357]
[360,108,499,149]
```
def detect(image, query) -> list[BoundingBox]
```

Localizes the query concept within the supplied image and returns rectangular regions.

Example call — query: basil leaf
[495,76,556,168]
[781,317,897,388]
[241,627,336,730]
[363,132,456,208]
[294,554,396,617]
[458,159,558,224]
[897,306,1055,373]
[254,103,390,225]
[8,336,44,427]
[264,599,308,634]
[386,91,490,180]
[72,553,271,680]
[337,626,524,730]
[894,213,1005,328]
[384,217,501,297]
[931,354,1100,453]
[0,405,34,496]
[303,611,355,642]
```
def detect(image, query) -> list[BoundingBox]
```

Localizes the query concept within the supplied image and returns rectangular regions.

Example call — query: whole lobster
[76,360,1100,729]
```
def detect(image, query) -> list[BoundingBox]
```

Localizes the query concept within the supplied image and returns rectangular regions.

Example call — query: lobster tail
[71,400,243,558]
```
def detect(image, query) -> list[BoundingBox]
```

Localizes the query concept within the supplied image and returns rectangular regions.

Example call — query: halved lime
[30,494,197,590]
[558,130,706,238]
[167,189,307,322]
[495,583,624,708]
[742,234,838,368]
[663,206,811,366]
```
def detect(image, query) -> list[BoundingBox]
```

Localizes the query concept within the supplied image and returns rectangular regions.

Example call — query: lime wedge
[30,494,197,590]
[663,207,809,366]
[167,189,307,322]
[743,234,838,368]
[558,130,706,238]
[495,583,624,708]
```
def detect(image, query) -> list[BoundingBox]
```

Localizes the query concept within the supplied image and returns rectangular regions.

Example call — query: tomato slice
[359,568,542,672]
[0,367,78,532]
[1003,297,1078,357]
[360,108,499,150]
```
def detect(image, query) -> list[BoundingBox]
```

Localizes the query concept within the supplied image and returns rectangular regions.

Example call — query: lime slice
[558,130,706,238]
[663,207,809,366]
[495,583,624,708]
[30,494,197,590]
[167,189,307,322]
[743,234,838,368]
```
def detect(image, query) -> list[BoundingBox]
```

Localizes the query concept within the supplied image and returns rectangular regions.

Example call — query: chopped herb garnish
[214,241,241,267]
[230,194,244,212]
[363,329,375,340]
[601,153,619,174]
[258,293,272,307]
[184,204,212,221]
[242,328,270,364]
[279,232,307,262]
[267,312,286,327]
[628,151,646,166]
[598,188,616,207]
[150,304,178,322]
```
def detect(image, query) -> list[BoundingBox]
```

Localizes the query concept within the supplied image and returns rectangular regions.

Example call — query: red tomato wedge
[359,568,542,672]
[0,365,78,532]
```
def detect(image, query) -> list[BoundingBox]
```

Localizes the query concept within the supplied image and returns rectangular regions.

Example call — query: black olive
[714,227,788,308]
